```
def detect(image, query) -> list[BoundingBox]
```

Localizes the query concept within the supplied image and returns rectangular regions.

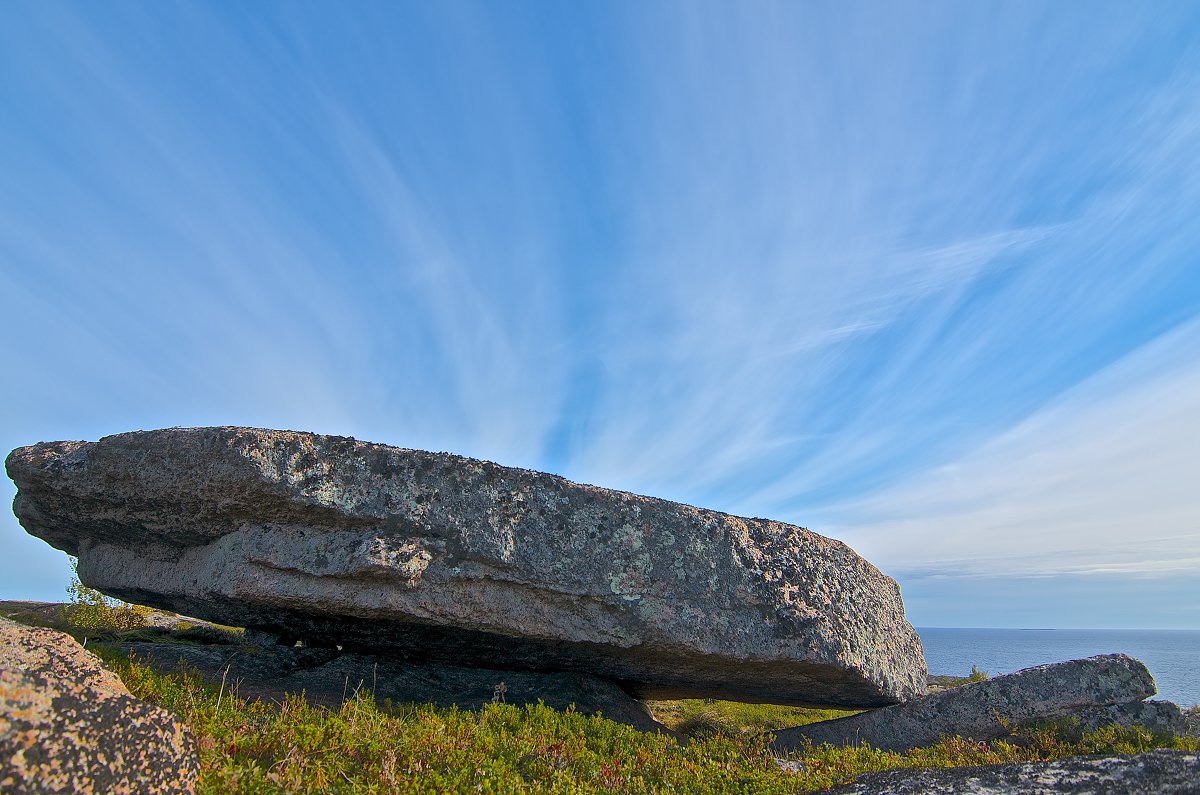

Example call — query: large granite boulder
[119,640,673,734]
[771,654,1162,754]
[6,427,925,707]
[0,618,198,795]
[826,749,1200,794]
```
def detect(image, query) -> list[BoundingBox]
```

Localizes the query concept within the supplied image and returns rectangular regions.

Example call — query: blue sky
[3,1,1199,628]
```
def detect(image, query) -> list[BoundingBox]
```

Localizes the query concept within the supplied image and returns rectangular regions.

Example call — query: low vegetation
[63,575,155,632]
[3,569,244,645]
[7,598,1195,793]
[59,558,157,632]
[647,699,858,739]
[925,666,989,693]
[87,646,1193,794]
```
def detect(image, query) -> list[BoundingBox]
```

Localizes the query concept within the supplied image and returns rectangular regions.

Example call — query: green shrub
[60,560,154,634]
[967,665,989,683]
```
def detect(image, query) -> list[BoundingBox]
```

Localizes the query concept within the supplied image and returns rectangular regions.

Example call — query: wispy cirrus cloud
[2,2,1200,627]
[818,315,1200,580]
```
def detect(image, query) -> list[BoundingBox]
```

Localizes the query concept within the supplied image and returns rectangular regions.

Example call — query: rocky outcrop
[0,618,198,795]
[6,427,926,707]
[771,655,1161,754]
[119,640,672,734]
[825,749,1200,794]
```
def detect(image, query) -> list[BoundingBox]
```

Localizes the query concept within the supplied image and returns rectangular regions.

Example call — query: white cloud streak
[820,315,1200,578]
[3,2,1200,619]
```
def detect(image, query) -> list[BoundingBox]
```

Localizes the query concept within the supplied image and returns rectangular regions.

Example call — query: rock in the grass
[0,618,198,795]
[1184,705,1200,737]
[119,640,672,734]
[825,749,1200,795]
[6,427,927,707]
[1067,700,1188,738]
[771,654,1157,754]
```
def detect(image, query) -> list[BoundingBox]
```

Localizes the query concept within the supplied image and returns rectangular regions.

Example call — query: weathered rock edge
[825,749,1200,795]
[0,617,199,795]
[119,640,674,735]
[6,427,926,707]
[771,654,1159,754]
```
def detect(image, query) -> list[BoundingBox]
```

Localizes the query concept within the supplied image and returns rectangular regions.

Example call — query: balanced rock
[0,618,198,795]
[771,654,1159,754]
[6,427,926,706]
[826,749,1200,795]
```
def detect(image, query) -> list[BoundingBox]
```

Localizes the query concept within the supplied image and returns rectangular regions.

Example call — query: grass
[101,649,800,794]
[89,647,1196,794]
[10,600,1196,792]
[647,699,859,739]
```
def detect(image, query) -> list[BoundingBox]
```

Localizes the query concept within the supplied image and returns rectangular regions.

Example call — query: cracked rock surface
[7,426,926,706]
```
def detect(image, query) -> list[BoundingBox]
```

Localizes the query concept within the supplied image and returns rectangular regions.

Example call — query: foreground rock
[0,618,198,795]
[772,655,1159,754]
[826,749,1200,794]
[120,640,672,734]
[6,427,926,706]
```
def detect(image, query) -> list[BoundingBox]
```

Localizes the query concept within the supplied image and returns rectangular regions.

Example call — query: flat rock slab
[7,427,926,707]
[826,749,1200,795]
[0,618,198,795]
[119,641,672,734]
[772,655,1157,754]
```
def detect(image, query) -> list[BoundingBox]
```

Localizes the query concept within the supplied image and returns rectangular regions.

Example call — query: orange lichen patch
[0,618,199,794]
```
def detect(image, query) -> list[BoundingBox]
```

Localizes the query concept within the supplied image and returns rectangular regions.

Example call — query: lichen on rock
[7,426,927,707]
[0,618,198,795]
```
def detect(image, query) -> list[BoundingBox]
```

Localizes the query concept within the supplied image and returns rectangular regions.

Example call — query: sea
[917,627,1200,707]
